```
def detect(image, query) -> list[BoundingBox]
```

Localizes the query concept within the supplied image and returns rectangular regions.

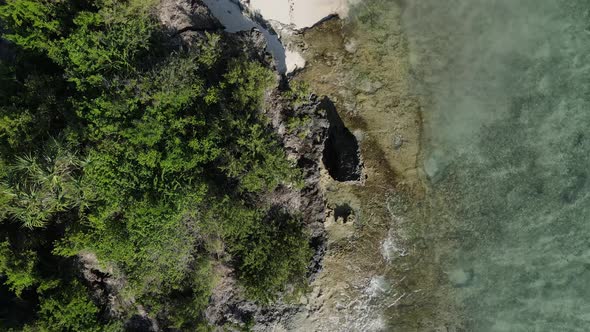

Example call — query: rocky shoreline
[80,1,370,330]
[80,0,443,330]
[160,1,429,330]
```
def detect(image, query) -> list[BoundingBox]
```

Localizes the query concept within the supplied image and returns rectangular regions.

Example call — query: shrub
[0,0,313,327]
[210,203,312,303]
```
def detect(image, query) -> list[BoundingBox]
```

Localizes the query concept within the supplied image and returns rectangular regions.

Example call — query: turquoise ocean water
[398,0,590,330]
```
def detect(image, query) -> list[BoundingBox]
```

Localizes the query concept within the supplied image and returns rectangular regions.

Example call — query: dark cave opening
[321,98,362,182]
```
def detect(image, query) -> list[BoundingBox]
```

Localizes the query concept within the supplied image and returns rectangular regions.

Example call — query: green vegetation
[0,0,312,330]
[283,80,313,139]
[283,80,311,108]
[287,115,312,140]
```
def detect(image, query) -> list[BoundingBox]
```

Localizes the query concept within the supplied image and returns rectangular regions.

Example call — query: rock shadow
[334,203,354,223]
[321,98,362,182]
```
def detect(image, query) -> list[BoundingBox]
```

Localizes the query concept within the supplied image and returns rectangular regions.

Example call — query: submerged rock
[393,134,405,150]
[447,268,474,288]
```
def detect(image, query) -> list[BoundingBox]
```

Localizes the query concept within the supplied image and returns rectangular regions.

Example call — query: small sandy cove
[249,0,354,29]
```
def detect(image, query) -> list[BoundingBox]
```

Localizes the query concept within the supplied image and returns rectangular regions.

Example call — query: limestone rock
[159,0,223,45]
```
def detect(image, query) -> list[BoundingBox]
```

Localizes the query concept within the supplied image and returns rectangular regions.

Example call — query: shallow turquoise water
[400,0,590,330]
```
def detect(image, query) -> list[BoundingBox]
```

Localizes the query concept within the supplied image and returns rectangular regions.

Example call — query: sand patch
[249,0,354,29]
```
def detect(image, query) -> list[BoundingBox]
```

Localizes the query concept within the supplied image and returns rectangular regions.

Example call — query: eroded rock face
[263,91,331,278]
[321,98,363,182]
[204,91,331,330]
[222,29,274,68]
[159,0,223,45]
[205,264,301,330]
[125,315,159,332]
[78,252,127,316]
[78,253,159,331]
[159,0,222,32]
[264,94,329,222]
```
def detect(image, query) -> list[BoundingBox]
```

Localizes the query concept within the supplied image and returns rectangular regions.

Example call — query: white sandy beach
[250,0,352,29]
[202,0,292,73]
[202,0,354,72]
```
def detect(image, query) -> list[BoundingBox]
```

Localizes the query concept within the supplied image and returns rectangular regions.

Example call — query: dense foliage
[0,0,311,330]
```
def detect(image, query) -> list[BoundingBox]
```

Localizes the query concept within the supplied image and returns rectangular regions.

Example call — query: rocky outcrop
[158,0,223,45]
[77,252,160,331]
[194,27,336,331]
[264,92,330,230]
[221,29,274,68]
[204,88,331,330]
[78,252,128,317]
[205,264,300,330]
[159,0,280,72]
[264,91,331,275]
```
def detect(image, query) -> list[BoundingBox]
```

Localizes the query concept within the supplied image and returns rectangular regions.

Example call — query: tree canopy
[0,0,312,330]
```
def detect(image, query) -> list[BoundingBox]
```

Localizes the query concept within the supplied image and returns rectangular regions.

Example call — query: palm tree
[1,139,86,228]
